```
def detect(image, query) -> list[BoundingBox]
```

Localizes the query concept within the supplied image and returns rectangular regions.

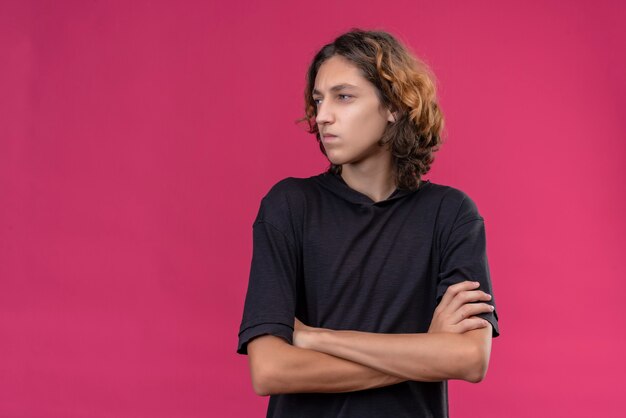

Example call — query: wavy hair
[299,29,445,190]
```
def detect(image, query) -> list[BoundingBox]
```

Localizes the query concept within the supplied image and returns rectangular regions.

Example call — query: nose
[315,100,334,126]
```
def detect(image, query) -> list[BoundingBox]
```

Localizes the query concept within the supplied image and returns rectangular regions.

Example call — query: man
[236,29,500,417]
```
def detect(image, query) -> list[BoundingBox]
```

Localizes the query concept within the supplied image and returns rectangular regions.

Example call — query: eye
[338,94,352,100]
[313,98,322,106]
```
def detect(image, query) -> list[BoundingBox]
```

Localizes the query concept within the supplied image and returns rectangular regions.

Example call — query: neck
[340,157,396,203]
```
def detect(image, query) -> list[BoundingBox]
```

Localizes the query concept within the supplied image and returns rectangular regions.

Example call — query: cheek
[345,105,387,142]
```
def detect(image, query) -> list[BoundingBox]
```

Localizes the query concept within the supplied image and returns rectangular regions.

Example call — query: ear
[387,109,397,123]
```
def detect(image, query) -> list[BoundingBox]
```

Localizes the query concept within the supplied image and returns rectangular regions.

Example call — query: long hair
[299,28,445,190]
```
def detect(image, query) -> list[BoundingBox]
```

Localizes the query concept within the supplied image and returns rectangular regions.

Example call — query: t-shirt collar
[315,171,428,206]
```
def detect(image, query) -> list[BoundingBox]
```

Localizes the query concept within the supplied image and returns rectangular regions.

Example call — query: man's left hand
[293,318,329,350]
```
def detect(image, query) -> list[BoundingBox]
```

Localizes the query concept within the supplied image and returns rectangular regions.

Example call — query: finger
[454,303,495,323]
[455,316,490,333]
[438,281,480,311]
[447,289,492,314]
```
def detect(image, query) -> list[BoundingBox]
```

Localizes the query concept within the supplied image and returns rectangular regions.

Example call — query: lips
[322,134,338,141]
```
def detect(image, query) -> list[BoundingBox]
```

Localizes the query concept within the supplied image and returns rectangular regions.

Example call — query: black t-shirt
[237,171,500,418]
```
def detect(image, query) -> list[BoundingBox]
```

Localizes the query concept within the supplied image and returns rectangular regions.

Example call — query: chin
[327,156,352,166]
[324,151,344,165]
[327,150,373,167]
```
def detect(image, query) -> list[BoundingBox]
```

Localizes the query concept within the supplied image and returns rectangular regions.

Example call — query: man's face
[313,55,395,167]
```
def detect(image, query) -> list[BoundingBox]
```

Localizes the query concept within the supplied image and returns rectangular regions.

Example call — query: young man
[236,29,500,417]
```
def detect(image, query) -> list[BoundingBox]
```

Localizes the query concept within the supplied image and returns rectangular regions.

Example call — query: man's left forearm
[298,329,484,383]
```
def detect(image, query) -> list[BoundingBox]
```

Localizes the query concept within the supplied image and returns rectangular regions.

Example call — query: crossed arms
[247,281,495,396]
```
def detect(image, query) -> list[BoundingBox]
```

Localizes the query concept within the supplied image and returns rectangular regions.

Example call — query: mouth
[322,134,338,142]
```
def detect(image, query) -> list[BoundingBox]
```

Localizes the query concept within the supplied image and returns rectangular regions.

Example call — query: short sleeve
[236,196,301,355]
[436,194,500,337]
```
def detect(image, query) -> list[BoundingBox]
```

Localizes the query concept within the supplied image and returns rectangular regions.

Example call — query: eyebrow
[312,83,359,96]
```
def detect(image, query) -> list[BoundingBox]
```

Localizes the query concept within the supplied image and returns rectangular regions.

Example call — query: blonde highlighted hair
[300,28,445,190]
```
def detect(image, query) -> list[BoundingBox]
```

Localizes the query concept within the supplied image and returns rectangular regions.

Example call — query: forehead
[313,55,369,93]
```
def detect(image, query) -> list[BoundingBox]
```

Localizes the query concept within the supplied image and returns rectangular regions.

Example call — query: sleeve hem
[237,322,294,355]
[475,311,500,338]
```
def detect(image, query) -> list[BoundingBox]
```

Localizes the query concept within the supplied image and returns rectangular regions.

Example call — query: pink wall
[1,0,625,416]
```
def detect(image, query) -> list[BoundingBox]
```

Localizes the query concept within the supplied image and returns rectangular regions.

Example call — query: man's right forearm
[250,335,407,396]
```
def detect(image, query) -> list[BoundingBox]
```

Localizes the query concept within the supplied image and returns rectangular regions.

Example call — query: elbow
[252,379,271,397]
[456,326,493,383]
[465,364,488,384]
[247,335,290,396]
[250,361,275,396]
[463,344,490,383]
[250,351,287,396]
[463,345,489,383]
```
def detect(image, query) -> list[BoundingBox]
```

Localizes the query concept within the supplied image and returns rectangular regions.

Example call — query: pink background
[2,0,625,417]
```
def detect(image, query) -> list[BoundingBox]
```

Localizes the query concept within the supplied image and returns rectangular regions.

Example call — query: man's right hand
[427,281,494,334]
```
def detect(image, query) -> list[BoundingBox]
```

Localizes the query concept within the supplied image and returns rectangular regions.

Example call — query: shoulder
[422,181,483,226]
[263,176,309,198]
[253,176,311,236]
[258,177,311,214]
